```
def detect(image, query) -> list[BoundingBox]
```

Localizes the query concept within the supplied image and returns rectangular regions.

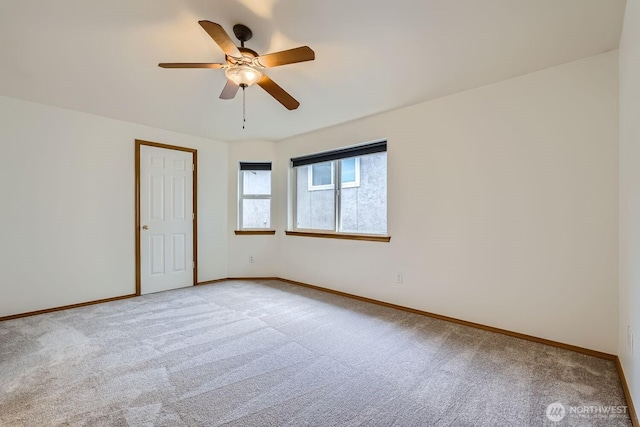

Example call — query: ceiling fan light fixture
[225,65,262,87]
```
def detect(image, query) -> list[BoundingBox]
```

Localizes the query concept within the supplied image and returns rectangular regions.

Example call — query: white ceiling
[0,0,627,142]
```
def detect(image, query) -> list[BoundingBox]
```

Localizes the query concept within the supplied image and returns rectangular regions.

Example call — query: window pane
[311,162,333,186]
[341,158,356,183]
[339,152,387,234]
[296,165,335,230]
[242,199,271,228]
[243,170,271,195]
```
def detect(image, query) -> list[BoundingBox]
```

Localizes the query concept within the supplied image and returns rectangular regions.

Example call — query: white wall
[619,0,640,409]
[0,48,620,356]
[0,96,228,317]
[227,140,279,277]
[269,51,619,354]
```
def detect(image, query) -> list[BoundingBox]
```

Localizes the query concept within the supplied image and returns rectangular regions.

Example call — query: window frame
[238,162,273,231]
[290,140,388,238]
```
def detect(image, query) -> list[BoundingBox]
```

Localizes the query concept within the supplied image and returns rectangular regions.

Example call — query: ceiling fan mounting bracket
[233,24,253,46]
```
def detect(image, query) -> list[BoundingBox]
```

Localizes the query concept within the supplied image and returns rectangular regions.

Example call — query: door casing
[135,139,198,295]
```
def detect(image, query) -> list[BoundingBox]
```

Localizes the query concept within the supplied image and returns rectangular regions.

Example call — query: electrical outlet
[628,325,634,355]
[249,256,255,263]
[396,272,403,284]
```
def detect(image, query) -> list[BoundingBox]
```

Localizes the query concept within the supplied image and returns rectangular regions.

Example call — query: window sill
[285,230,390,243]
[234,230,276,235]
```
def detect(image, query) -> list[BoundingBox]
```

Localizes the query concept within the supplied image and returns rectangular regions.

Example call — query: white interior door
[140,145,194,294]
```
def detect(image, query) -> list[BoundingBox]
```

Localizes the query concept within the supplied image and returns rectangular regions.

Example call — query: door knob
[142,225,149,230]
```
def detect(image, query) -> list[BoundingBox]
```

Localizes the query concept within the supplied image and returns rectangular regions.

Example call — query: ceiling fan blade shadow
[158,63,225,69]
[199,21,241,58]
[220,80,240,99]
[256,46,315,68]
[257,75,300,110]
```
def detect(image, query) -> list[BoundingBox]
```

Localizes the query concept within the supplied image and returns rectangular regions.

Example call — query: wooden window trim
[285,230,390,242]
[234,230,276,235]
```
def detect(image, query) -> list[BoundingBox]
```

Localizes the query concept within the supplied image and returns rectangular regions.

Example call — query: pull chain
[242,85,246,129]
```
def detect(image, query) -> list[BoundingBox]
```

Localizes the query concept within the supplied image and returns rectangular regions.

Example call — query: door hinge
[192,164,195,171]
[192,261,195,269]
[192,212,195,220]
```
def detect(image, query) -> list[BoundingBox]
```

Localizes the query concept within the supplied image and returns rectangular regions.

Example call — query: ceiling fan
[159,21,315,110]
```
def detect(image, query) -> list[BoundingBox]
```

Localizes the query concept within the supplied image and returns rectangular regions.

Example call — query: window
[340,157,360,187]
[238,162,271,230]
[291,140,387,235]
[308,158,360,191]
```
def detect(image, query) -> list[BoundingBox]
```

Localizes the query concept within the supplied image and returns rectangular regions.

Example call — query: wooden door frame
[135,139,198,296]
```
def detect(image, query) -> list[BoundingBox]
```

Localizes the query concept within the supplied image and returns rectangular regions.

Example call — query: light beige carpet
[0,279,632,426]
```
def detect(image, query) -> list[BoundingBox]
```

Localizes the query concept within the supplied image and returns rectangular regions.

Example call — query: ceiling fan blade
[256,46,315,68]
[257,75,300,110]
[158,63,225,69]
[220,80,240,99]
[198,21,241,58]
